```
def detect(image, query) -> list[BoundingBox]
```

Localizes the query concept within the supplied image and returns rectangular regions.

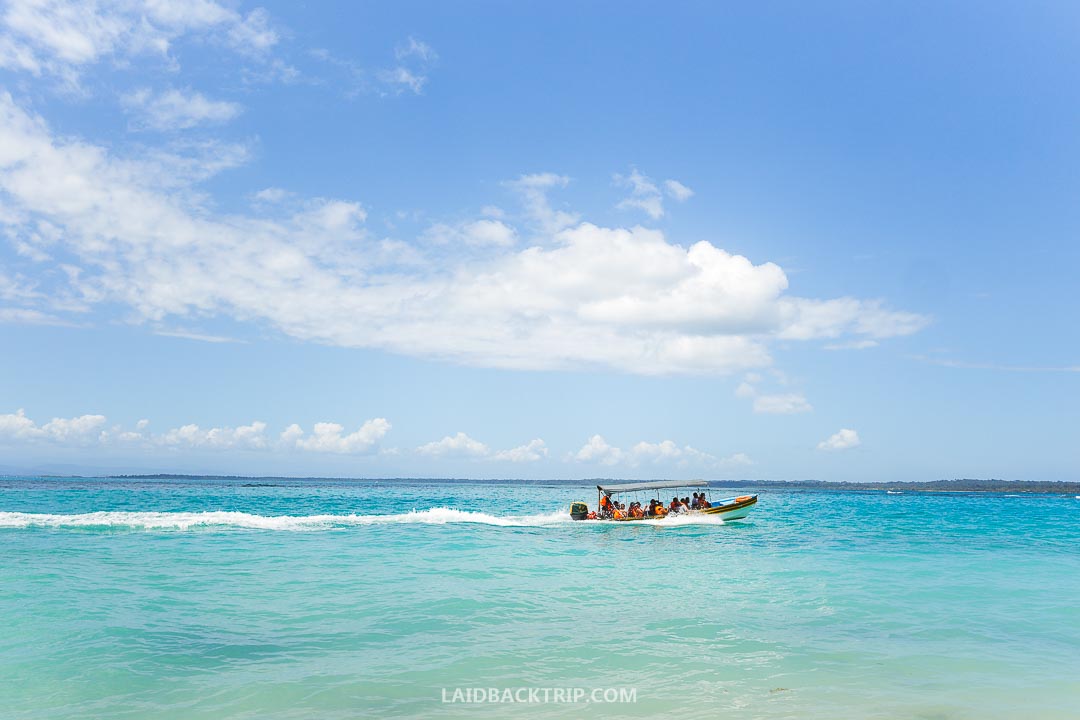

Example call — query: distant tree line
[708,478,1080,494]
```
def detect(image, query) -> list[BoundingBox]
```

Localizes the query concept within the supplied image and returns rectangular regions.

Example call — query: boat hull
[608,494,758,522]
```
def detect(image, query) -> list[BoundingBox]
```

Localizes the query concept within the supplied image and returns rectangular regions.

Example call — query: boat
[568,480,758,522]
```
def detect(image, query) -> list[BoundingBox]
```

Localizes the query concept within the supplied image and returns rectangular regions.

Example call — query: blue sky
[0,1,1078,480]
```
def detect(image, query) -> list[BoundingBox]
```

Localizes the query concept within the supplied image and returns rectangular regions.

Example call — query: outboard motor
[569,501,589,520]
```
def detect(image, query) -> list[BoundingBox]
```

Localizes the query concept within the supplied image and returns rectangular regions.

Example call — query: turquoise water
[1,478,1078,719]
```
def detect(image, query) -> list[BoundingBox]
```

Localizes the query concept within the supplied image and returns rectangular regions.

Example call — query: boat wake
[0,507,573,531]
[0,507,735,531]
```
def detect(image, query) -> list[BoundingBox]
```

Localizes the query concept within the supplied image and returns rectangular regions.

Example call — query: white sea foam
[0,507,572,531]
[635,513,726,526]
[0,507,736,531]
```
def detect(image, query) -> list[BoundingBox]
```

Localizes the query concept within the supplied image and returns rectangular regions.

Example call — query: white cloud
[753,393,813,415]
[818,428,861,451]
[161,421,268,450]
[825,339,879,350]
[574,434,624,465]
[0,0,279,87]
[574,435,748,469]
[629,439,721,467]
[0,408,106,444]
[719,452,754,466]
[492,438,548,463]
[505,172,579,234]
[664,179,694,202]
[0,94,927,376]
[417,431,490,457]
[282,419,391,454]
[152,329,243,343]
[734,376,813,414]
[251,187,291,204]
[377,36,437,95]
[395,36,436,63]
[122,88,242,131]
[0,409,393,455]
[414,433,548,462]
[777,298,928,340]
[0,307,71,325]
[614,168,664,219]
[423,218,517,247]
[377,66,426,94]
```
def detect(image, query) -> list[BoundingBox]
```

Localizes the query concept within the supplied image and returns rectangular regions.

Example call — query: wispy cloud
[122,88,242,131]
[0,94,927,376]
[735,376,813,414]
[0,0,280,90]
[153,329,245,344]
[910,355,1080,373]
[613,168,695,220]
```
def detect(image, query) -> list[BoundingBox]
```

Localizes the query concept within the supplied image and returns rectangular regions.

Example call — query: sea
[1,476,1078,719]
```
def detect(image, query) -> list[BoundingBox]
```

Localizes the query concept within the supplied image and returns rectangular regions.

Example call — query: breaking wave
[0,507,572,531]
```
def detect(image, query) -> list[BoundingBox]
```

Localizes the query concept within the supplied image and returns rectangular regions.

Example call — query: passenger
[669,497,681,513]
[691,493,700,510]
[612,505,624,520]
[629,502,644,519]
[599,494,613,518]
[699,495,712,509]
[681,497,691,512]
[653,501,668,517]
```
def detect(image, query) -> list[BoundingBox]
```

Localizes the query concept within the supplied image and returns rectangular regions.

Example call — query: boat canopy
[597,480,709,494]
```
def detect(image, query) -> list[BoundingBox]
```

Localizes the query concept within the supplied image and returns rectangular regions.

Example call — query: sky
[0,0,1078,481]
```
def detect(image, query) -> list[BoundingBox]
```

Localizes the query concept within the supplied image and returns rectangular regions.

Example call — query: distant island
[708,478,1080,494]
[90,475,1080,494]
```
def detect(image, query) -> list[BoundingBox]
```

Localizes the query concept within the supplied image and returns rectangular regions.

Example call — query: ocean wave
[0,507,572,531]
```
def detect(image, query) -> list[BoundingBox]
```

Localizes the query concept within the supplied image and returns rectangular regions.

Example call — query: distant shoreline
[3,474,1077,494]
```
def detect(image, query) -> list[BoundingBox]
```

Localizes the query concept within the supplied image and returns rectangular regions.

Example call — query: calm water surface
[1,477,1078,719]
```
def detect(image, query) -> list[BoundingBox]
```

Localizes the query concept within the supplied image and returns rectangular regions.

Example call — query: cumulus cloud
[0,408,106,444]
[122,88,242,131]
[415,432,547,462]
[574,434,624,465]
[0,409,391,455]
[574,435,750,468]
[0,94,927,376]
[492,438,548,463]
[818,428,861,451]
[160,421,268,450]
[281,419,391,454]
[0,0,279,87]
[417,431,490,457]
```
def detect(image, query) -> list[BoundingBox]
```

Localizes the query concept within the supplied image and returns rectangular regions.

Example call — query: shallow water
[2,477,1078,718]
